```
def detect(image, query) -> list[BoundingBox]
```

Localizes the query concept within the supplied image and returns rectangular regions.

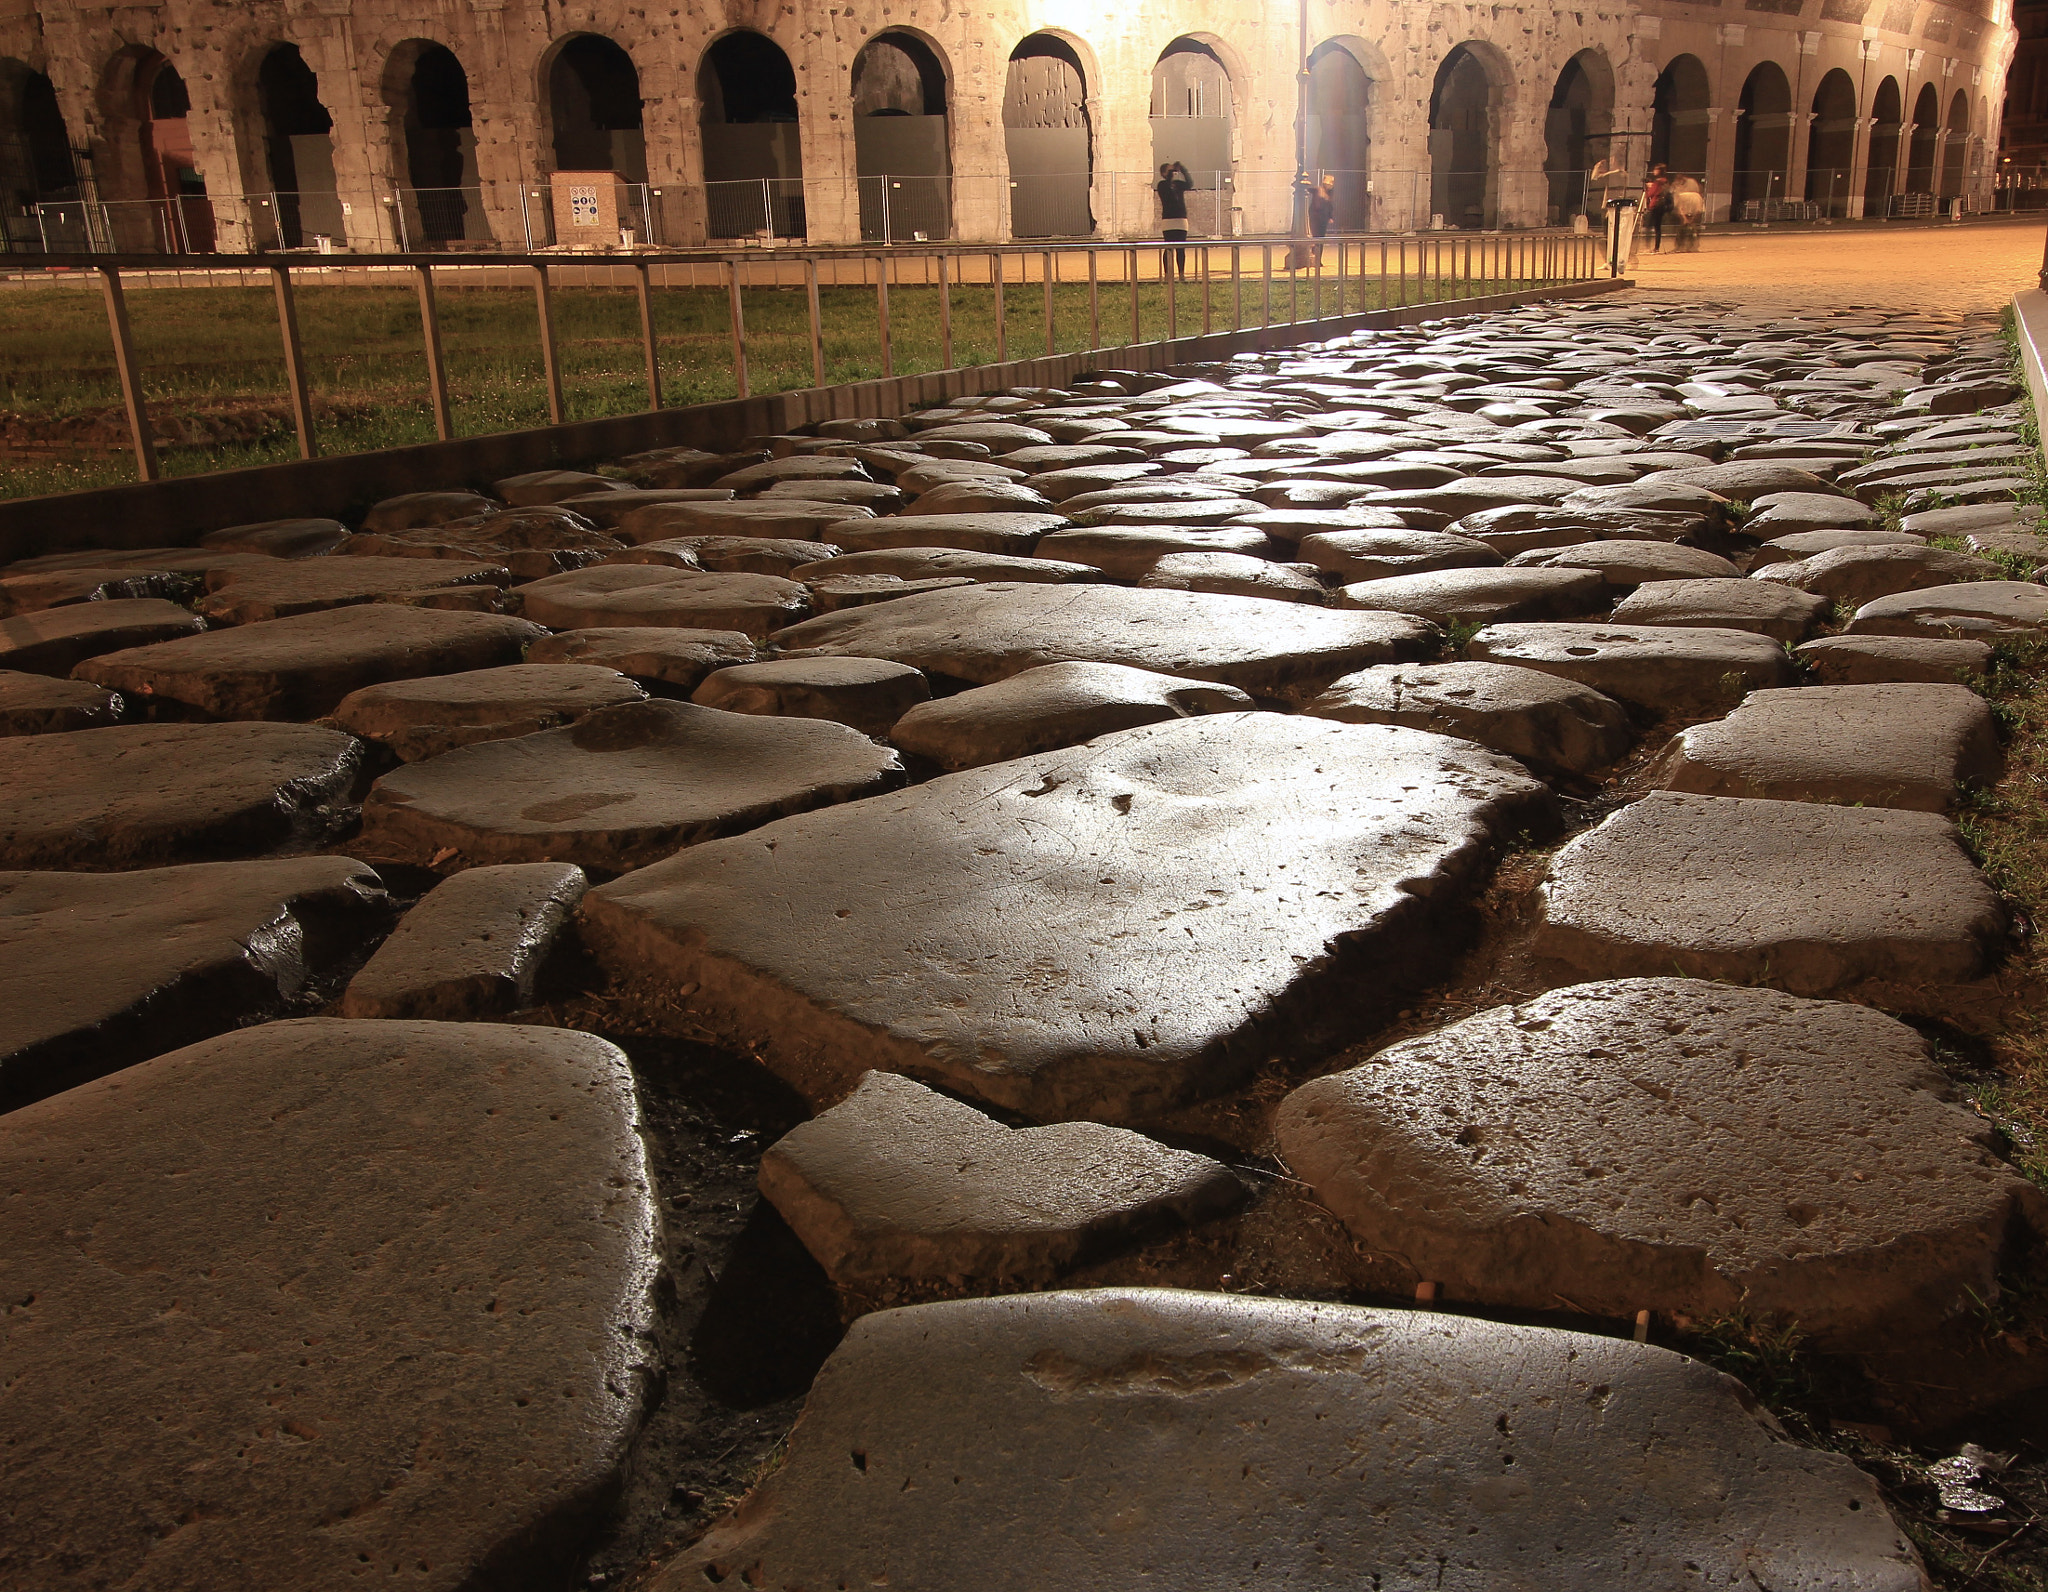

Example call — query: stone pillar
[798,28,860,247]
[1846,115,1877,219]
[1787,31,1822,203]
[1703,106,1734,220]
[300,8,392,251]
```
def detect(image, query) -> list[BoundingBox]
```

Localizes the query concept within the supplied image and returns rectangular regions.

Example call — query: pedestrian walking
[1642,164,1672,252]
[1156,161,1192,280]
[1308,174,1336,267]
[1669,175,1705,252]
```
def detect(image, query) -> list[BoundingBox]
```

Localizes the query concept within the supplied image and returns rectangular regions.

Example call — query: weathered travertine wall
[0,0,2019,249]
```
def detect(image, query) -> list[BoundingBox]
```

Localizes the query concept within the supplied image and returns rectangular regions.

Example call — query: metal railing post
[993,250,1006,362]
[532,263,565,426]
[1127,247,1140,344]
[875,254,893,378]
[269,264,317,460]
[1166,245,1178,340]
[414,262,452,441]
[727,257,750,398]
[1201,245,1212,334]
[1261,242,1272,327]
[1231,243,1242,329]
[806,258,826,386]
[97,265,157,482]
[1087,248,1100,348]
[1380,240,1388,309]
[634,261,663,411]
[935,252,952,370]
[1043,249,1055,356]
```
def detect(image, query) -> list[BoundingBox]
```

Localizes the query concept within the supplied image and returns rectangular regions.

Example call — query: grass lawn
[0,270,1544,500]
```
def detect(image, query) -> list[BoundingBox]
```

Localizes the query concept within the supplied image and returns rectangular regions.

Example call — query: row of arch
[0,28,1994,249]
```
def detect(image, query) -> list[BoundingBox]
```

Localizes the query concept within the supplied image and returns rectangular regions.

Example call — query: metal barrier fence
[12,232,1600,487]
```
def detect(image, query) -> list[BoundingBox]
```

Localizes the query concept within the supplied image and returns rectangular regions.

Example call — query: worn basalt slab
[1277,978,2044,1342]
[193,556,514,625]
[0,671,122,735]
[0,598,206,677]
[0,1019,659,1592]
[827,513,1068,555]
[759,1070,1244,1285]
[0,858,391,1109]
[1294,527,1501,582]
[772,581,1436,700]
[1847,581,2048,638]
[0,722,373,869]
[197,516,352,558]
[1534,791,2003,993]
[1303,661,1633,777]
[1337,566,1609,626]
[329,664,649,762]
[608,536,841,576]
[1648,683,1999,810]
[512,566,810,639]
[75,606,545,721]
[1795,635,1994,685]
[360,698,903,875]
[522,627,755,692]
[0,567,201,617]
[690,656,931,737]
[1610,577,1829,642]
[1465,623,1798,714]
[340,862,589,1019]
[1138,551,1325,602]
[618,498,868,543]
[1510,541,1741,585]
[1753,545,2001,608]
[654,1289,1926,1592]
[582,714,1549,1122]
[789,547,1103,585]
[361,489,498,531]
[889,661,1252,769]
[1034,526,1276,578]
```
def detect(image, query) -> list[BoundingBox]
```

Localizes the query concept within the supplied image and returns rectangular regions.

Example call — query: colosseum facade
[0,0,2020,252]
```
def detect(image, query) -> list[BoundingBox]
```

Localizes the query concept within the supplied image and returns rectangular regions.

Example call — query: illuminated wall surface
[0,0,2020,246]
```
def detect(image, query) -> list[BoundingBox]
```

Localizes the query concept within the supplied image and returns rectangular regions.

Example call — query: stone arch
[253,45,338,248]
[0,57,77,244]
[1430,42,1508,229]
[1652,53,1712,177]
[1004,32,1094,238]
[852,29,951,240]
[1306,38,1375,230]
[382,40,485,247]
[1732,61,1793,213]
[698,30,804,238]
[1940,86,1970,199]
[1908,80,1940,192]
[1806,67,1858,213]
[543,34,645,183]
[97,46,213,250]
[1151,36,1233,235]
[1866,74,1901,213]
[1545,48,1616,223]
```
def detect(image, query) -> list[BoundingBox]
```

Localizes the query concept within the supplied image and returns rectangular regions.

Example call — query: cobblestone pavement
[1629,217,2047,313]
[5,289,2048,1592]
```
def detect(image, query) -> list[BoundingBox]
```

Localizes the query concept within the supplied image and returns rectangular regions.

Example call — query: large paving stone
[0,1018,659,1592]
[772,581,1436,701]
[759,1070,1243,1285]
[1847,581,2048,638]
[330,663,649,762]
[0,722,373,869]
[826,513,1068,554]
[1467,623,1800,714]
[1337,566,1609,626]
[0,566,201,617]
[1610,577,1829,642]
[75,606,545,721]
[512,566,810,638]
[582,714,1549,1122]
[197,515,351,558]
[654,1288,1924,1592]
[0,670,121,735]
[1753,544,2001,608]
[1509,541,1741,585]
[1534,790,2003,994]
[608,535,840,577]
[1302,661,1632,777]
[1139,551,1325,602]
[0,858,391,1110]
[1796,634,1993,684]
[1035,525,1276,578]
[1277,978,2045,1342]
[522,626,754,692]
[890,661,1251,769]
[690,656,931,737]
[618,498,867,543]
[340,862,589,1019]
[0,598,205,677]
[789,547,1103,584]
[1745,492,1883,536]
[1294,527,1501,581]
[360,489,497,531]
[1649,683,1998,810]
[360,698,903,875]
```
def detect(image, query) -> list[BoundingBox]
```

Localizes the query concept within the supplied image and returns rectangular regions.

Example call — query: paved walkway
[1627,216,2046,312]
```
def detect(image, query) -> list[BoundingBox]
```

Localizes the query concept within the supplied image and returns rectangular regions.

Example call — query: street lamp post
[1292,0,1311,260]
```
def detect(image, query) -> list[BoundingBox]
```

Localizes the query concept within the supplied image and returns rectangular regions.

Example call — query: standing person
[1308,174,1336,267]
[1670,174,1706,251]
[1156,161,1192,280]
[1642,163,1672,252]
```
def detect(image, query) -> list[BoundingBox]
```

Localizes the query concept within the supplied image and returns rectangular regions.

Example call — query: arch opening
[853,31,950,241]
[1939,87,1970,200]
[1651,55,1711,178]
[1867,75,1901,214]
[1732,61,1793,214]
[1429,45,1495,230]
[257,45,337,248]
[1545,50,1614,224]
[1806,68,1858,215]
[109,51,212,251]
[549,35,643,182]
[1908,81,1940,193]
[1306,41,1371,231]
[385,42,483,247]
[0,59,78,246]
[1004,34,1091,238]
[699,32,804,239]
[1151,37,1233,237]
